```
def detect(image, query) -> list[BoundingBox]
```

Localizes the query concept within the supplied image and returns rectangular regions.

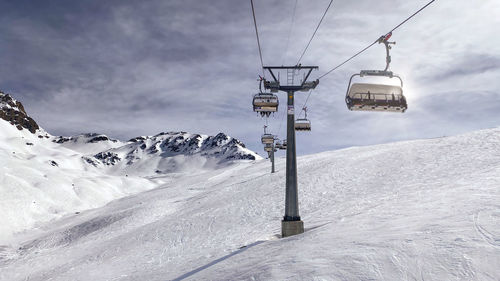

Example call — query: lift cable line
[296,0,335,65]
[282,0,299,65]
[250,0,265,78]
[317,0,436,80]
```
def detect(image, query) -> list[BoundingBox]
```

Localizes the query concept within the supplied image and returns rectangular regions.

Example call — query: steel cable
[318,0,436,80]
[296,0,335,65]
[250,0,265,78]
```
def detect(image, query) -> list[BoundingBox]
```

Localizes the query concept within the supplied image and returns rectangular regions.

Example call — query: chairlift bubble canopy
[345,35,408,113]
[294,118,311,131]
[253,93,279,113]
[261,133,274,144]
[346,75,407,113]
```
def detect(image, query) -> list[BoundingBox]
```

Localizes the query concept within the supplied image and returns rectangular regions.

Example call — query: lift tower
[263,65,319,237]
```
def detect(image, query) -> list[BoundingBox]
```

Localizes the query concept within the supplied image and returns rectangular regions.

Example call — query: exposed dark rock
[0,91,40,134]
[82,156,101,167]
[88,135,109,143]
[128,136,146,143]
[94,152,121,166]
[53,134,118,144]
[55,137,71,144]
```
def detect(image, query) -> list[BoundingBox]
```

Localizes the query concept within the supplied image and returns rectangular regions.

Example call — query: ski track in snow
[1,128,500,280]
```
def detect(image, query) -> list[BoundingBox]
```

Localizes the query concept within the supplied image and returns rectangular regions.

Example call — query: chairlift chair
[261,125,275,144]
[275,139,287,150]
[264,143,274,152]
[253,78,279,117]
[345,33,408,113]
[261,133,274,144]
[295,118,311,131]
[275,140,286,150]
[275,140,283,149]
[295,107,311,131]
[253,93,279,113]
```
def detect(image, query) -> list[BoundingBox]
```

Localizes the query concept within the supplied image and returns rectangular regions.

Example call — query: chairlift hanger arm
[377,34,396,71]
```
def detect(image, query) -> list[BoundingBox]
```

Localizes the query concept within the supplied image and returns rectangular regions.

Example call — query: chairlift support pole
[263,65,318,237]
[271,145,275,173]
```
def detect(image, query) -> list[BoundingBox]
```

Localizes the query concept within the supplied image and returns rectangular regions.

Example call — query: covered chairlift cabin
[345,33,408,113]
[261,125,275,144]
[253,79,279,117]
[295,107,311,131]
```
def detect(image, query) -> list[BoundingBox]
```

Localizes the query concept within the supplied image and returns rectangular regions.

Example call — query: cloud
[0,0,499,155]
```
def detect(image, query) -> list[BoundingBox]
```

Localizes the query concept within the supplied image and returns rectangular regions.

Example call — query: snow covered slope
[0,119,157,242]
[1,128,498,280]
[0,92,261,243]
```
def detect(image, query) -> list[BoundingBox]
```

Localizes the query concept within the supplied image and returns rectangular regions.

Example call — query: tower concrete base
[281,220,304,237]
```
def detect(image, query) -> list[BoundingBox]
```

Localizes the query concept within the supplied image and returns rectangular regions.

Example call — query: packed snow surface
[0,119,259,242]
[1,127,499,280]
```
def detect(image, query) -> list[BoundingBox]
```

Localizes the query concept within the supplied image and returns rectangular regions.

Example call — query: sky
[1,0,499,156]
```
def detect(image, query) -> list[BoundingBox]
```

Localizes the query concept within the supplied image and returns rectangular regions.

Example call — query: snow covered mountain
[0,92,261,242]
[53,133,124,155]
[1,126,499,280]
[84,131,260,176]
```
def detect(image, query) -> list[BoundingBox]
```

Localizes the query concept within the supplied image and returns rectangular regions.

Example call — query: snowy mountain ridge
[0,92,261,242]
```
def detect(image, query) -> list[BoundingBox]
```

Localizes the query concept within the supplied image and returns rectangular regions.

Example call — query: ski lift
[261,134,274,144]
[261,125,274,144]
[264,143,274,152]
[345,33,408,113]
[295,107,311,131]
[275,139,287,150]
[253,78,279,117]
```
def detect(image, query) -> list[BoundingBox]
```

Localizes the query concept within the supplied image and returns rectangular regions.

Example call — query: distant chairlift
[275,139,287,150]
[261,125,275,144]
[345,33,408,113]
[264,143,274,152]
[295,107,311,131]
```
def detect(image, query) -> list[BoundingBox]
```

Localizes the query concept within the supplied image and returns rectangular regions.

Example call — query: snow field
[0,126,499,280]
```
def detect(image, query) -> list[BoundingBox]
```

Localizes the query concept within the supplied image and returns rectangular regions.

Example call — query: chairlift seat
[261,134,274,144]
[253,93,279,113]
[294,118,311,131]
[264,143,274,152]
[346,83,407,113]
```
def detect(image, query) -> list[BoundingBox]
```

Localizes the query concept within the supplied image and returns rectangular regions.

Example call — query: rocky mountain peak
[0,91,40,134]
[53,133,119,144]
[90,131,260,171]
